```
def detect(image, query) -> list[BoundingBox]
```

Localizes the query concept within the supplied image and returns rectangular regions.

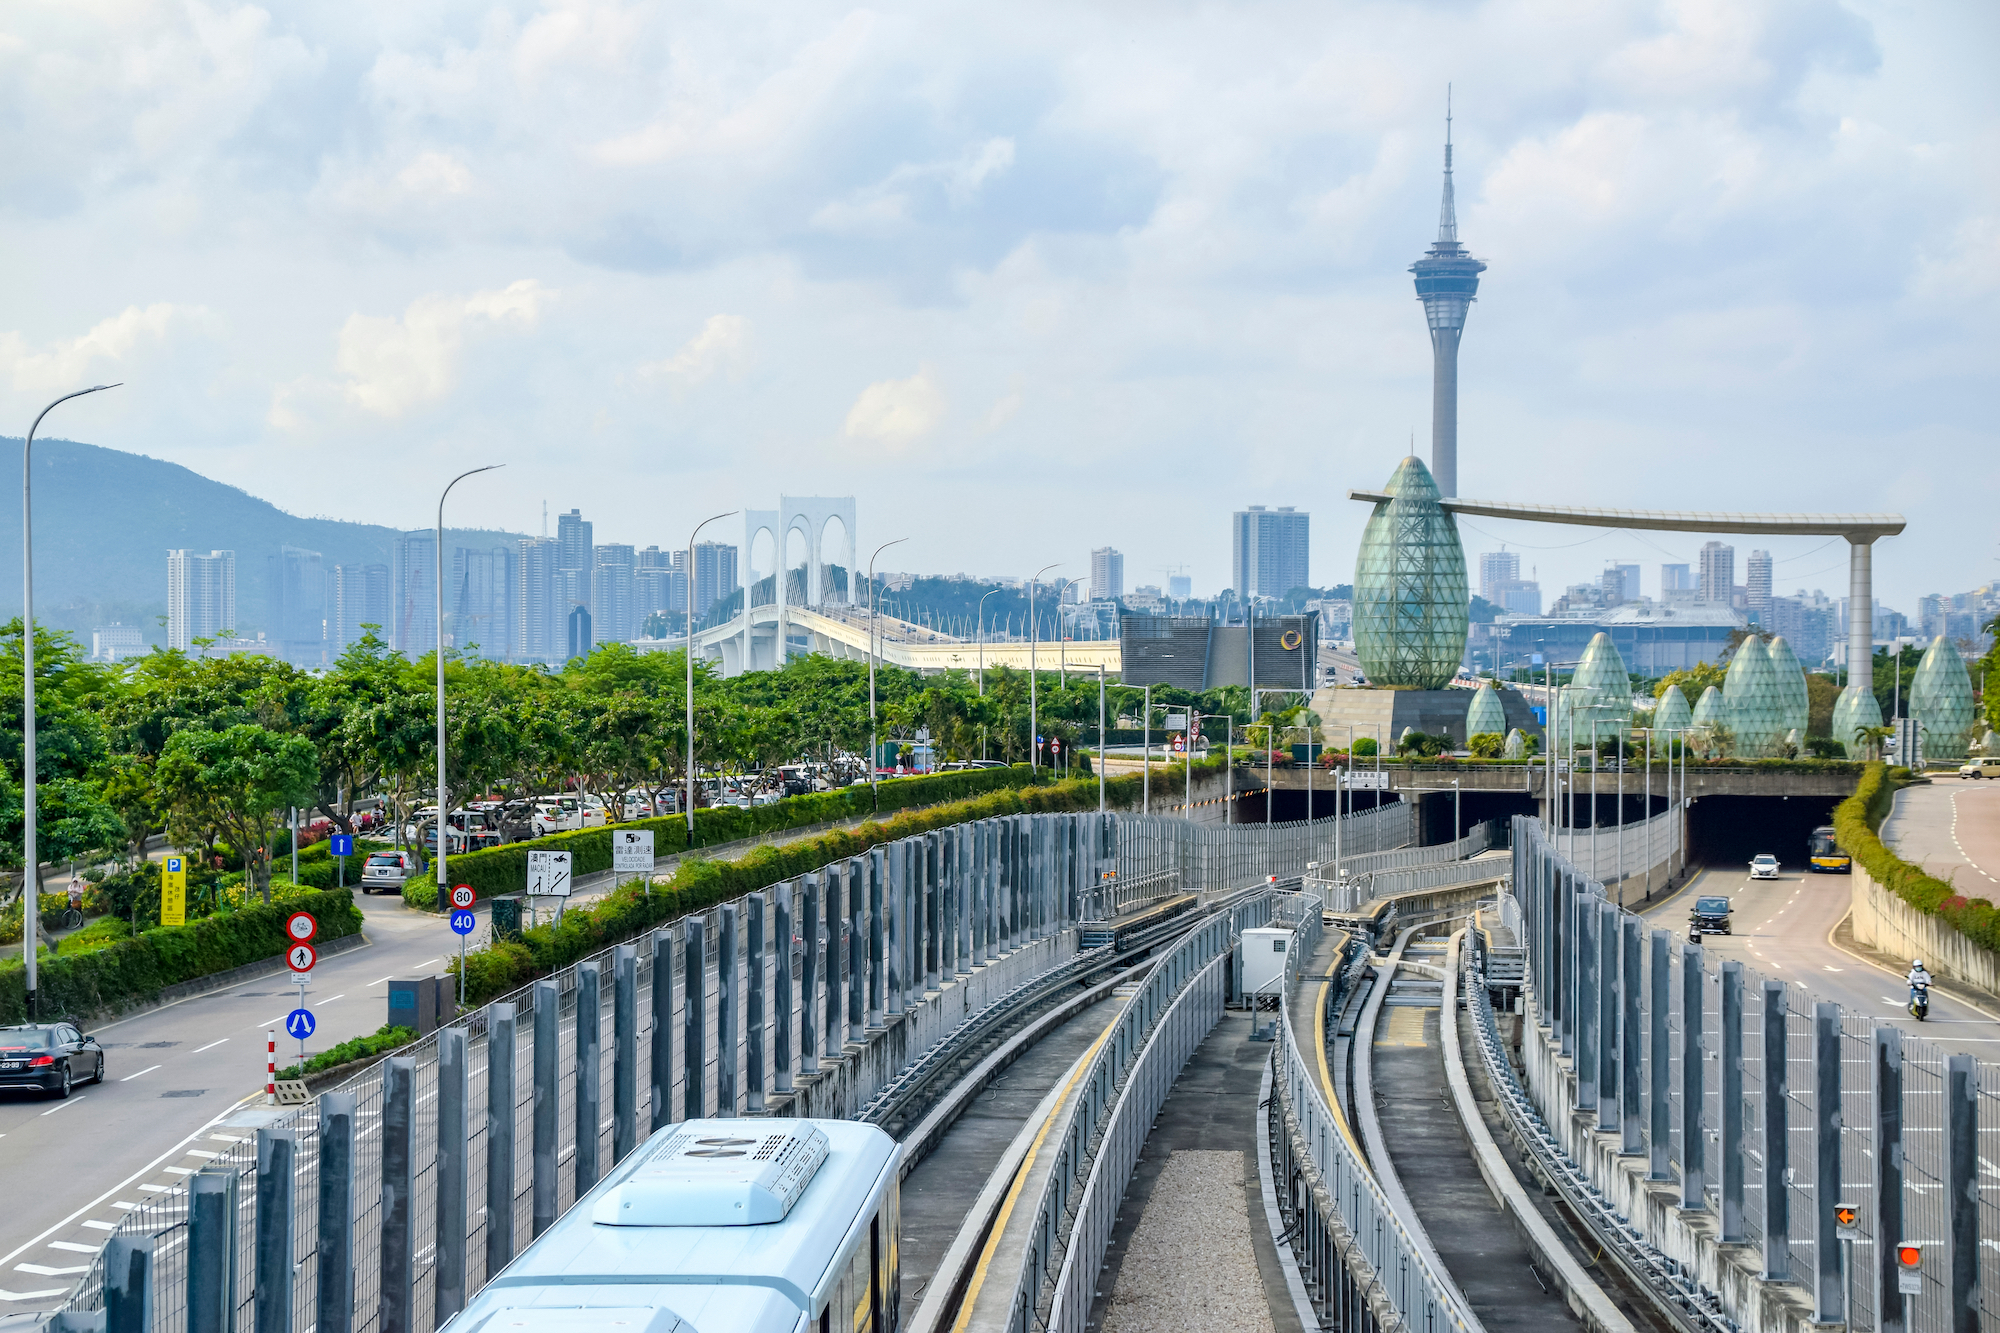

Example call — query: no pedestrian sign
[287,942,317,973]
[286,911,317,943]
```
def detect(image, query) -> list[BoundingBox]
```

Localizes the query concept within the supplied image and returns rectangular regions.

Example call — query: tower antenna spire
[1438,84,1457,244]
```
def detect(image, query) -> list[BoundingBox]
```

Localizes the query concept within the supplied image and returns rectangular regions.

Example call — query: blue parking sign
[286,1008,315,1039]
[450,909,476,935]
[330,833,354,857]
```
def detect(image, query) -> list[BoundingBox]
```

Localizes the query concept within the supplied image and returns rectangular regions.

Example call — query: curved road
[1882,778,2000,891]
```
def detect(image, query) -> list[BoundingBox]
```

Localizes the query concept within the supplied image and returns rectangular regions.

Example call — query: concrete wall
[1849,864,2000,1002]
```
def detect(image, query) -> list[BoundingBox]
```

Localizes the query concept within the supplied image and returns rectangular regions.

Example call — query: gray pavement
[1640,864,2000,1060]
[0,889,466,1307]
[1882,778,2000,893]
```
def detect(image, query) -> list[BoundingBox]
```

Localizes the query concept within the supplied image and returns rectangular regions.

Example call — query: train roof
[451,1119,896,1333]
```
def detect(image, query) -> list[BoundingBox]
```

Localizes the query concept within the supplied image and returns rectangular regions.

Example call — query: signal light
[1897,1244,1922,1269]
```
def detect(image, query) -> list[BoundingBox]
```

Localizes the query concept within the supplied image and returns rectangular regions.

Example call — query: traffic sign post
[1835,1201,1858,1325]
[612,830,655,894]
[160,856,187,928]
[286,911,317,944]
[330,833,353,889]
[448,885,475,1006]
[287,942,317,974]
[450,885,475,909]
[526,850,573,929]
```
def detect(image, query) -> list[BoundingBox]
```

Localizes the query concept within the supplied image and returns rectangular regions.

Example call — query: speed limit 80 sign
[450,885,475,910]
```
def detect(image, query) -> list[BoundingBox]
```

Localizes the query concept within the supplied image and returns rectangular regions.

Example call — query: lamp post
[868,538,909,809]
[434,465,504,913]
[20,384,119,1017]
[1095,664,1106,813]
[1141,683,1151,815]
[977,586,1000,694]
[1028,563,1060,771]
[685,510,737,847]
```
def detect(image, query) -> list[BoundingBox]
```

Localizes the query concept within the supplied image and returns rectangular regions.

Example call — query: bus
[1807,825,1851,874]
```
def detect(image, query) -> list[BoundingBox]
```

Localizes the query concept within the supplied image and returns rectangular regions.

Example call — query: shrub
[277,1024,415,1081]
[1467,733,1505,759]
[1834,762,2000,955]
[0,888,364,1025]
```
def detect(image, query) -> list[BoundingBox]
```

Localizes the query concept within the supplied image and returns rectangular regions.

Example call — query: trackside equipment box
[387,975,453,1035]
[1241,927,1293,1002]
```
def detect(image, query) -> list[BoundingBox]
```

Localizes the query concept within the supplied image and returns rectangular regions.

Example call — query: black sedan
[0,1022,105,1099]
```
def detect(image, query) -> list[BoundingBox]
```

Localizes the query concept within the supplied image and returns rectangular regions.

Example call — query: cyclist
[63,877,85,929]
[1906,958,1932,1005]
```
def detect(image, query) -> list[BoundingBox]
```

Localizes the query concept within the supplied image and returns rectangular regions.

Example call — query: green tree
[156,724,319,902]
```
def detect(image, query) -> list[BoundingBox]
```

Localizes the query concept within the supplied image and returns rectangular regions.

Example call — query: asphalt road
[1882,777,2000,893]
[1641,863,2000,1062]
[0,888,473,1308]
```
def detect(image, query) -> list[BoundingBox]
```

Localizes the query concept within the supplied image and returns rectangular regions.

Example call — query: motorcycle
[1909,982,1930,1021]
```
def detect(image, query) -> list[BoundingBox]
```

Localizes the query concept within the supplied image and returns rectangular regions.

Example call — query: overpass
[669,599,1122,678]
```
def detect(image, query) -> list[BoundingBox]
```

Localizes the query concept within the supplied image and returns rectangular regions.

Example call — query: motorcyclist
[1907,959,1932,1006]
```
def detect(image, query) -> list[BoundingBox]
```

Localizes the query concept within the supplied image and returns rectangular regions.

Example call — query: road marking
[192,1039,229,1054]
[121,1064,161,1082]
[39,1096,86,1116]
[321,994,345,1003]
[1824,965,1841,972]
[79,1222,117,1232]
[0,1287,67,1301]
[111,1203,136,1211]
[209,1134,249,1144]
[163,1167,195,1176]
[13,1264,88,1276]
[254,1016,286,1027]
[187,1149,223,1159]
[367,976,394,986]
[46,1242,96,1254]
[137,1184,171,1193]
[416,959,440,969]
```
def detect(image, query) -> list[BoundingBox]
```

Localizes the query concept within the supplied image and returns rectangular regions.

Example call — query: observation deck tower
[1409,101,1485,499]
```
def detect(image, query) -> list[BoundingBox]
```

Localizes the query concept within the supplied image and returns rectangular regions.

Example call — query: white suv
[1959,757,2000,780]
[1749,854,1780,879]
[361,850,421,895]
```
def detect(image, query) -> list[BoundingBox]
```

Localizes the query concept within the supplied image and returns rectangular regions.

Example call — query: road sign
[286,911,317,943]
[450,885,475,910]
[449,909,477,935]
[1342,770,1389,791]
[161,856,187,928]
[287,942,317,973]
[1052,738,1062,752]
[526,849,573,898]
[1164,712,1189,730]
[330,833,354,857]
[612,829,655,877]
[285,1008,316,1040]
[1834,1203,1859,1240]
[1896,1243,1922,1294]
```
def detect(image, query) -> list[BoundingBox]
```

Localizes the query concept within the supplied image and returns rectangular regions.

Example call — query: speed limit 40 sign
[450,885,475,910]
[285,911,317,943]
[287,942,317,973]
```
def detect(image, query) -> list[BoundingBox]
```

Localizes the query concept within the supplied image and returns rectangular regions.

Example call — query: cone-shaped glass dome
[1353,456,1468,689]
[1503,728,1526,759]
[1465,683,1508,738]
[1910,635,1978,760]
[1691,684,1728,756]
[1832,685,1884,758]
[1723,637,1789,757]
[1764,636,1810,742]
[1564,632,1632,741]
[1653,684,1693,733]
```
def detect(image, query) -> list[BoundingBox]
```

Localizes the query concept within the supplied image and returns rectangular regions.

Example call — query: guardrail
[1331,818,1501,878]
[1270,928,1482,1331]
[1003,888,1323,1332]
[1510,815,1998,1333]
[1113,802,1411,890]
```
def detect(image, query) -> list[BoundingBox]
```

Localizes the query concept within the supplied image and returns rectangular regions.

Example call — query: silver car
[361,850,421,895]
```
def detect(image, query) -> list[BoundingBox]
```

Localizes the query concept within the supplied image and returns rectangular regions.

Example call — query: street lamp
[868,538,909,809]
[1094,664,1106,813]
[435,465,504,919]
[686,510,737,847]
[1028,563,1060,770]
[19,383,118,1017]
[977,586,1001,695]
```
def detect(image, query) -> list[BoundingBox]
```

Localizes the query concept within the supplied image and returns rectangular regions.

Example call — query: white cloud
[0,304,212,394]
[812,137,1017,236]
[983,381,1023,431]
[335,280,552,418]
[844,367,946,449]
[638,314,753,390]
[396,151,474,197]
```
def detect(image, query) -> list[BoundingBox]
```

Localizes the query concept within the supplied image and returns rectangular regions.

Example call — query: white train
[450,1119,901,1333]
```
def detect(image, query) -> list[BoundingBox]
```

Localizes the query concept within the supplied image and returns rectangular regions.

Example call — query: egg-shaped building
[1503,728,1527,759]
[1563,632,1632,742]
[1909,635,1978,760]
[1465,682,1508,739]
[1652,683,1693,734]
[1723,637,1788,757]
[1353,456,1468,690]
[1832,685,1884,759]
[1764,635,1811,743]
[1691,685,1728,755]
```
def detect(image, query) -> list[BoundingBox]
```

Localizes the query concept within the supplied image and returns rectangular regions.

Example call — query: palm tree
[1853,724,1894,761]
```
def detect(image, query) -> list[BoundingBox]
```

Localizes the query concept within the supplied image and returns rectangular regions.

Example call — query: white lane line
[254,1016,286,1028]
[13,1264,88,1276]
[46,1242,97,1254]
[416,959,440,969]
[162,1167,195,1176]
[79,1222,117,1232]
[192,1039,229,1054]
[137,1184,171,1194]
[187,1149,224,1159]
[121,1064,162,1082]
[367,976,395,986]
[111,1203,136,1211]
[39,1096,87,1116]
[0,1287,67,1301]
[321,995,346,1003]
[209,1134,249,1144]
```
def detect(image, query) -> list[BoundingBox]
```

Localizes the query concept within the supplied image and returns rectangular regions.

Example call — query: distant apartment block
[1090,547,1124,602]
[331,562,391,651]
[167,549,236,650]
[267,545,326,666]
[1698,541,1734,604]
[1168,575,1191,600]
[691,541,738,616]
[1478,550,1519,603]
[1746,549,1773,621]
[593,544,637,646]
[1660,563,1692,592]
[1231,505,1309,601]
[92,624,144,661]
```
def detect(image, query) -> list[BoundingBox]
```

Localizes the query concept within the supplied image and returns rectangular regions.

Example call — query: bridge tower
[1409,93,1485,500]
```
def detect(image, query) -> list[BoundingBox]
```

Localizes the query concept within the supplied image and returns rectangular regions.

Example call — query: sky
[0,0,1994,613]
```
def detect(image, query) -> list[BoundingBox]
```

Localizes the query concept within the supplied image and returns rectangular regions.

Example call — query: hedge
[277,1023,415,1081]
[1833,762,2000,955]
[401,765,1048,912]
[447,760,1214,1006]
[0,888,365,1025]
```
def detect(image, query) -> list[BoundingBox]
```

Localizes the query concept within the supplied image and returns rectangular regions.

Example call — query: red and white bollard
[266,1030,276,1104]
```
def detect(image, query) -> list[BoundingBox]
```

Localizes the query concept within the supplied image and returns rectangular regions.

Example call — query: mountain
[0,436,527,641]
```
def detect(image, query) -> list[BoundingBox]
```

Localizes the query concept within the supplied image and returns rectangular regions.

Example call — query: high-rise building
[1660,563,1692,592]
[516,538,562,664]
[1497,581,1542,616]
[1231,505,1310,601]
[691,541,738,616]
[567,605,593,662]
[392,531,440,656]
[556,509,593,574]
[92,624,144,661]
[1408,103,1485,499]
[267,545,326,665]
[1478,550,1519,603]
[331,562,391,651]
[634,546,682,627]
[1746,550,1773,622]
[1168,575,1191,600]
[1090,547,1124,602]
[166,549,236,651]
[1699,541,1735,604]
[449,546,516,658]
[1612,564,1640,602]
[592,544,637,645]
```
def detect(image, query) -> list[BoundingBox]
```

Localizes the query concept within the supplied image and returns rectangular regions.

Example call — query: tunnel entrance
[1686,794,1842,869]
[1245,787,1403,826]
